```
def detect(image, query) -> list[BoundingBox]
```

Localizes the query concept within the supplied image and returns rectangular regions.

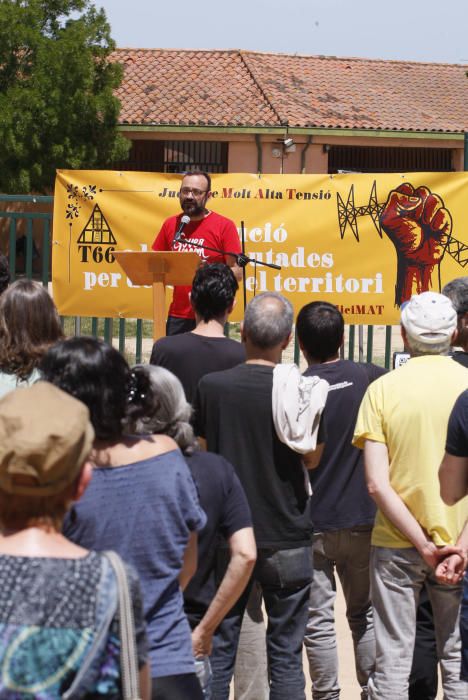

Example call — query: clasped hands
[419,540,467,585]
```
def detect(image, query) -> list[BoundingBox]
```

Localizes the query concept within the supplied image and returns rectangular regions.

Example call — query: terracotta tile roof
[111,48,468,133]
[242,52,468,132]
[112,49,280,127]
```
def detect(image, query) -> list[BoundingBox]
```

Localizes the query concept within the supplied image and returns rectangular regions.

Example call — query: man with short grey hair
[353,291,468,698]
[194,292,324,700]
[242,291,294,348]
[443,276,468,368]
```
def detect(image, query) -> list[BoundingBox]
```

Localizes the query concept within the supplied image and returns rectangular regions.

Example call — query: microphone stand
[176,233,281,279]
[176,233,281,312]
[241,221,247,311]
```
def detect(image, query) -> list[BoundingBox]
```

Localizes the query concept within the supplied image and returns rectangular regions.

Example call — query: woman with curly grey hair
[130,364,256,700]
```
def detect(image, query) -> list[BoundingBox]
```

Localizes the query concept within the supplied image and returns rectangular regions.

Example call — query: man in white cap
[353,291,468,699]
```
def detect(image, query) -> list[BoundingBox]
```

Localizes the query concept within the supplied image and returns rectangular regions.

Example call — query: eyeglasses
[179,187,208,197]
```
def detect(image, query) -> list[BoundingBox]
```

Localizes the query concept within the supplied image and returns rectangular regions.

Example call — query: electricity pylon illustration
[77,204,116,245]
[336,181,468,268]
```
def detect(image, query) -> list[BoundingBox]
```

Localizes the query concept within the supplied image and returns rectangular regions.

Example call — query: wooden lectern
[113,251,200,341]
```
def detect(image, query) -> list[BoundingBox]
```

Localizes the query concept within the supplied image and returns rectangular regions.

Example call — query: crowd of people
[0,239,466,699]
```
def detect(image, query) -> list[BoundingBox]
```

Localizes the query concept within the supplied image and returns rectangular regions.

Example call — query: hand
[380,183,451,305]
[435,546,468,585]
[191,624,213,658]
[418,540,446,570]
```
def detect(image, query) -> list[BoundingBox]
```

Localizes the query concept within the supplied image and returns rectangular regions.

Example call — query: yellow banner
[52,170,468,324]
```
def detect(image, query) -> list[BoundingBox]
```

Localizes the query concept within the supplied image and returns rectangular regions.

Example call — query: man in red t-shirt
[152,171,242,335]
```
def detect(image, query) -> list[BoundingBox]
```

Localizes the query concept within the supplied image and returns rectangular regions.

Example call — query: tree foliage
[0,1,129,192]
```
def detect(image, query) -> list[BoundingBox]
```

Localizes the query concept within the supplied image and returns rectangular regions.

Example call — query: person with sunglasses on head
[152,171,242,336]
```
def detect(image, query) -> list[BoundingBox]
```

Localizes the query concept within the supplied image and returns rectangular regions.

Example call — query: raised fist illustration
[380,183,451,306]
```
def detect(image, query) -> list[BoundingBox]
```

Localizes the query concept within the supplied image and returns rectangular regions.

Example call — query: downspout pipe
[255,134,262,174]
[300,136,313,173]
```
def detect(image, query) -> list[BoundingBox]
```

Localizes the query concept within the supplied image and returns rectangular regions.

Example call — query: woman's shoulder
[126,434,179,461]
[93,434,179,467]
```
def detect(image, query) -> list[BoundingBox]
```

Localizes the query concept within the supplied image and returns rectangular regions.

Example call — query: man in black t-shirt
[195,292,324,700]
[443,277,468,368]
[150,263,245,404]
[439,391,468,683]
[296,301,385,700]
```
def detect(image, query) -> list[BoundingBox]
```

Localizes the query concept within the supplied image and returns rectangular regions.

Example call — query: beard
[181,199,205,217]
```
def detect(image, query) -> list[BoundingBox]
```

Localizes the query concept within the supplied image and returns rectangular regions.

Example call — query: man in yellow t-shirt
[353,291,468,699]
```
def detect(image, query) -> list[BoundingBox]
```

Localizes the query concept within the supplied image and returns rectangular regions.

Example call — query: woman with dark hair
[40,337,206,700]
[0,278,63,397]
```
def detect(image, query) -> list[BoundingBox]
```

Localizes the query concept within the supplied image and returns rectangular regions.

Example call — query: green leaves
[0,0,129,192]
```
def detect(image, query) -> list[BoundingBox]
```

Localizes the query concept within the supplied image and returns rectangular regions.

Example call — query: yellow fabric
[353,355,468,548]
[53,170,468,324]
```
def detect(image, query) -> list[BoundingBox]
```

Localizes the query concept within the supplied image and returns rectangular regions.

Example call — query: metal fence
[0,194,400,367]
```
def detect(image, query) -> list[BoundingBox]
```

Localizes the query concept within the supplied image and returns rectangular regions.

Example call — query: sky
[97,0,468,64]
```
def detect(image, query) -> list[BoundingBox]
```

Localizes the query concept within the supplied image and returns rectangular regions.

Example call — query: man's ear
[451,328,459,346]
[281,332,292,350]
[240,320,246,343]
[189,291,195,312]
[400,325,408,350]
[205,191,212,204]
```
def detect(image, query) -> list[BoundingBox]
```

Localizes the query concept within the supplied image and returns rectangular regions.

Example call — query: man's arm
[439,452,468,505]
[303,442,325,470]
[191,527,256,657]
[364,440,442,568]
[302,409,327,469]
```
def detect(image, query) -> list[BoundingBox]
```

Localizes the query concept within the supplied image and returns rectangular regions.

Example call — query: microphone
[173,215,190,247]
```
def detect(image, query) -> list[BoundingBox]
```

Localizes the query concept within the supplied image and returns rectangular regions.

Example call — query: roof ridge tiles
[113,47,467,69]
[240,48,466,68]
[113,47,242,54]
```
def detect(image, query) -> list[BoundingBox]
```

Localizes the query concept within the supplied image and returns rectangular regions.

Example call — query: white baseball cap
[401,292,457,344]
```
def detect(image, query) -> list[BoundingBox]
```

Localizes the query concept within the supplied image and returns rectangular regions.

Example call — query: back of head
[191,263,238,322]
[296,301,344,362]
[401,291,457,356]
[0,279,63,379]
[131,365,197,454]
[40,336,150,441]
[0,254,10,295]
[0,381,94,529]
[243,292,293,349]
[442,276,468,314]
